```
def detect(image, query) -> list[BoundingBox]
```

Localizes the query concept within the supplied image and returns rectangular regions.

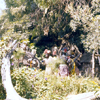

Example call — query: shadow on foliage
[29,1,90,57]
[29,2,72,54]
[69,25,87,53]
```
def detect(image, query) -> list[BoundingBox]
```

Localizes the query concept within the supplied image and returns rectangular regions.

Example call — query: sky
[0,0,6,15]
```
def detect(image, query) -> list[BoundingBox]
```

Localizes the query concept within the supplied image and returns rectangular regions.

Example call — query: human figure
[43,49,51,58]
[52,46,58,57]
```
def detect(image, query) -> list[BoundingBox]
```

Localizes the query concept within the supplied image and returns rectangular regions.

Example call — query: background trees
[0,0,99,54]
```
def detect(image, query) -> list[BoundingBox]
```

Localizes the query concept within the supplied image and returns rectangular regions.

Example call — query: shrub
[10,66,100,100]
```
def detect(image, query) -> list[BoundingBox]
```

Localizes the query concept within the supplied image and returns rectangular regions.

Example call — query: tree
[1,39,27,100]
[81,0,100,52]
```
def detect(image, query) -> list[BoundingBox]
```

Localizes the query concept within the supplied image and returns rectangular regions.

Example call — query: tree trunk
[1,40,27,100]
[92,51,95,79]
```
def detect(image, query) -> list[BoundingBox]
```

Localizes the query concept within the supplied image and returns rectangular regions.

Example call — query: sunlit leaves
[10,5,26,18]
[65,0,100,52]
[82,14,100,52]
[4,0,26,8]
[35,0,59,9]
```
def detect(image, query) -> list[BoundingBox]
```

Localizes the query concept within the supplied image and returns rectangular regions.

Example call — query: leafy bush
[66,0,100,52]
[10,66,100,100]
[81,15,100,52]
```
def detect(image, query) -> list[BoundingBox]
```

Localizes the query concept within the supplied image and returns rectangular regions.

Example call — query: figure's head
[44,49,51,58]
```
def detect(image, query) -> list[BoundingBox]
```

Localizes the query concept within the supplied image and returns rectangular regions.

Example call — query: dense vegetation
[0,0,100,99]
[0,0,99,52]
[10,66,100,99]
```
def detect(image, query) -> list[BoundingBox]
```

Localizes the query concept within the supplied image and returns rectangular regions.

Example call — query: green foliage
[35,0,59,9]
[14,47,25,59]
[10,66,100,99]
[63,0,100,52]
[30,1,72,46]
[81,15,100,52]
[47,57,65,69]
[81,1,100,52]
[2,0,100,53]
